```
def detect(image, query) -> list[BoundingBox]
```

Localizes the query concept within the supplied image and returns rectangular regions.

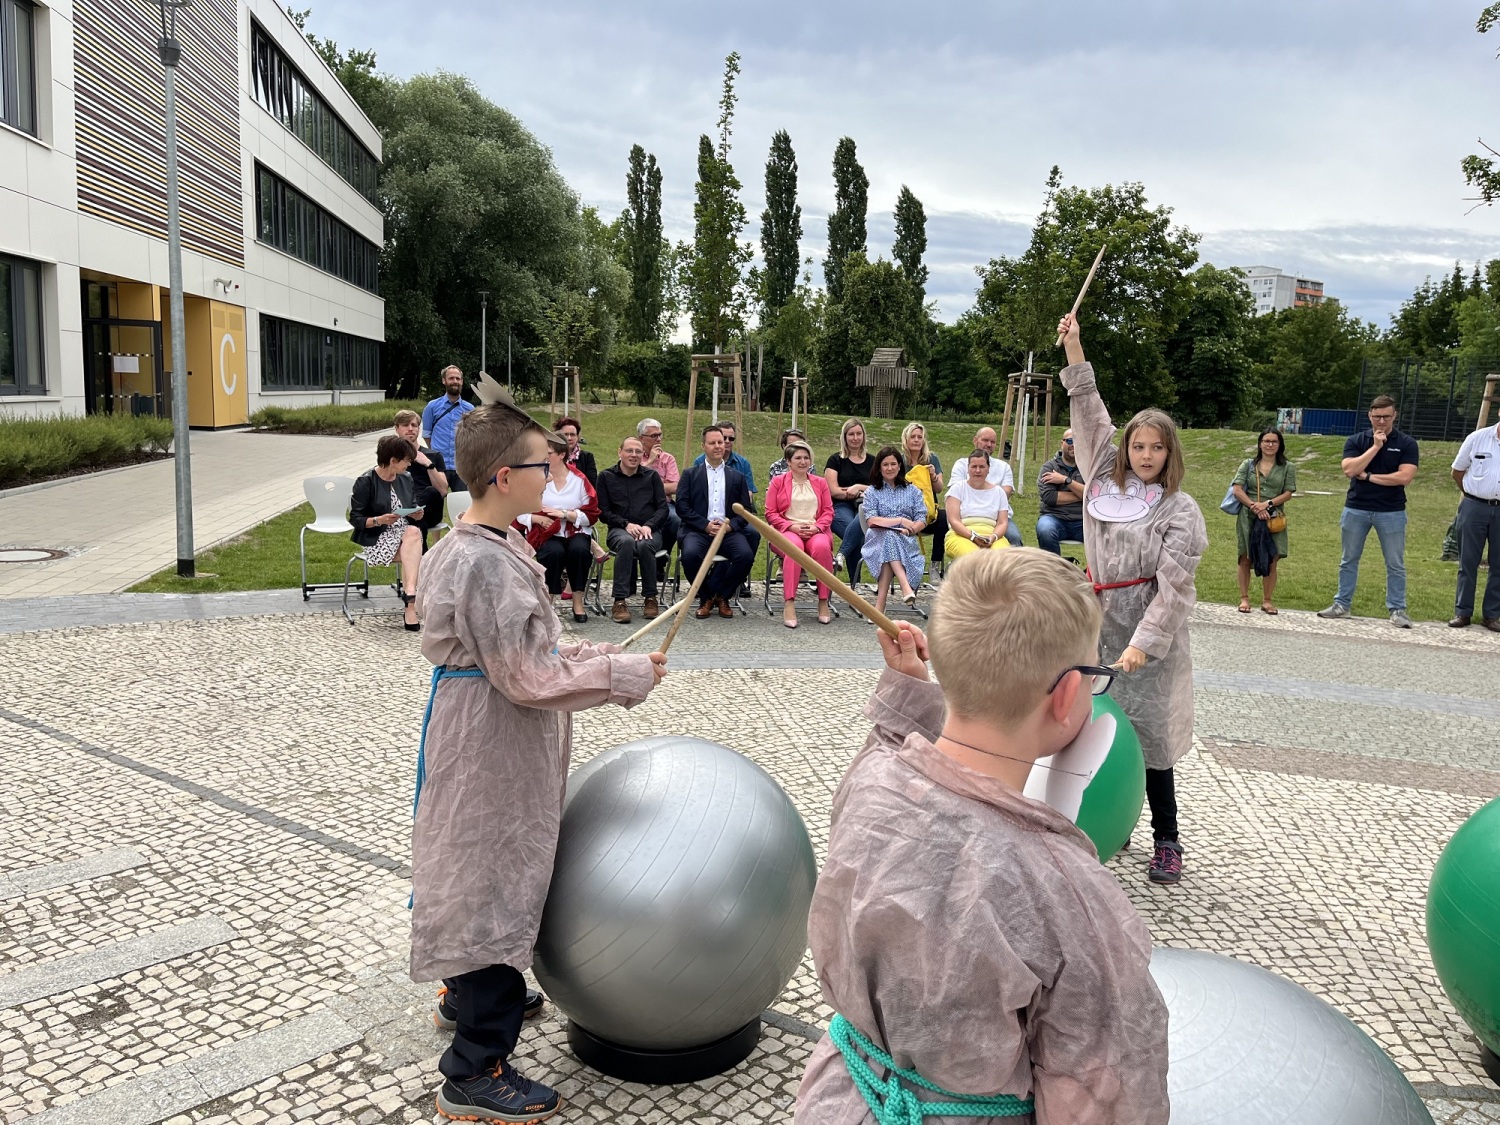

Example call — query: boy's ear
[1050,670,1081,724]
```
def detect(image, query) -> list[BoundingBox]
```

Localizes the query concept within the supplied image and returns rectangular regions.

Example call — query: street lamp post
[155,0,194,577]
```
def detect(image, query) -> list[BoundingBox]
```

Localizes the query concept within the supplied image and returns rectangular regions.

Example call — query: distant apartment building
[1241,266,1326,316]
[1,0,385,425]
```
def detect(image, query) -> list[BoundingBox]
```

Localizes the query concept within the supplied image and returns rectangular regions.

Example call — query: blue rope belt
[408,666,485,909]
[829,1014,1035,1123]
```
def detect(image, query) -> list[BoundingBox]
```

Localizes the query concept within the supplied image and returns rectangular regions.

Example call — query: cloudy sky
[311,0,1500,327]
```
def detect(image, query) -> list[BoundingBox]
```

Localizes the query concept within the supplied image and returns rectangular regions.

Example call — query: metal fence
[1355,357,1500,442]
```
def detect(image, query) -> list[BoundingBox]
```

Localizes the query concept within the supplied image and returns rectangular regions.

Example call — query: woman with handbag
[1231,429,1297,615]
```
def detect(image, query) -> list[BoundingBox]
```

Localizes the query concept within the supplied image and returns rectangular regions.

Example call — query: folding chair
[301,476,358,600]
[671,547,745,614]
[857,507,928,621]
[761,536,840,618]
[1059,538,1086,567]
[588,537,676,618]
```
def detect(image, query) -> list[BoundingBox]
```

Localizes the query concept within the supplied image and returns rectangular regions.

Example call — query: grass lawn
[131,404,1470,622]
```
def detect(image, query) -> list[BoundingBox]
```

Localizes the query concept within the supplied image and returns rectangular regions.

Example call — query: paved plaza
[2,592,1499,1124]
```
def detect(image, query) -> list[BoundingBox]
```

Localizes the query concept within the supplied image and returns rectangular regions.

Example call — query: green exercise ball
[1426,796,1500,1082]
[1075,693,1147,860]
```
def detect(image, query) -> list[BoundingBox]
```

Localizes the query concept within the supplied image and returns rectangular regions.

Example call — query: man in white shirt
[962,427,1023,546]
[1449,418,1500,630]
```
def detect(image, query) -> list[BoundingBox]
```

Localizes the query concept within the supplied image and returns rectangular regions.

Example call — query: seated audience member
[596,436,669,624]
[517,443,599,624]
[945,449,1012,562]
[964,425,1024,546]
[900,422,946,564]
[639,416,681,556]
[554,416,598,486]
[677,425,756,620]
[695,420,758,494]
[862,445,929,613]
[825,418,872,581]
[394,409,449,543]
[767,427,807,482]
[1036,428,1086,554]
[765,440,834,627]
[349,434,426,631]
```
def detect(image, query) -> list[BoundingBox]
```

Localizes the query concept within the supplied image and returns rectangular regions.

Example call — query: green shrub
[249,400,426,436]
[0,413,174,488]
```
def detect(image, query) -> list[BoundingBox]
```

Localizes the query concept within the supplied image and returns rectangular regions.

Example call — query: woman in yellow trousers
[944,448,1012,562]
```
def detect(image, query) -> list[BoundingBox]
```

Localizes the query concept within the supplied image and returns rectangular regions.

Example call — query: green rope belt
[829,1014,1035,1123]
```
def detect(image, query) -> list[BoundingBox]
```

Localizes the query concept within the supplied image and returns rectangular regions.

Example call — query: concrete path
[0,430,382,600]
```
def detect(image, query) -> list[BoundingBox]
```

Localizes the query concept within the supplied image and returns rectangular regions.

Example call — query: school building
[0,0,384,427]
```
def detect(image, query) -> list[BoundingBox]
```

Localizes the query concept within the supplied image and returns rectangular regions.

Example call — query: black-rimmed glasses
[492,461,551,486]
[1047,665,1117,696]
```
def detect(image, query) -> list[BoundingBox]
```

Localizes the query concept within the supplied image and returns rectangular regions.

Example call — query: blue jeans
[1336,507,1407,611]
[1003,519,1023,547]
[831,501,865,583]
[1036,514,1084,555]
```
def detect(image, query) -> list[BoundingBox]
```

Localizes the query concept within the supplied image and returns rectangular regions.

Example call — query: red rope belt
[1085,568,1156,597]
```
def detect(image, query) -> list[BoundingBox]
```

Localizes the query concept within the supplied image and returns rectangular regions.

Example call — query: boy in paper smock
[411,390,666,1123]
[796,549,1169,1125]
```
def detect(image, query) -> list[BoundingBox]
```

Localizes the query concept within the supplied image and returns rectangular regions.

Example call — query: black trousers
[438,963,527,1080]
[1145,767,1178,843]
[607,527,663,598]
[681,528,755,601]
[447,471,467,494]
[922,511,949,565]
[536,535,593,596]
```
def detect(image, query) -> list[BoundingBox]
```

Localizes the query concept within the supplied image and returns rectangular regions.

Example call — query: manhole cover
[0,548,68,563]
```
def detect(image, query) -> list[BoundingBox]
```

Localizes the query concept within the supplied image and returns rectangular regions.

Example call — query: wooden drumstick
[1055,244,1107,346]
[733,504,900,638]
[638,518,732,656]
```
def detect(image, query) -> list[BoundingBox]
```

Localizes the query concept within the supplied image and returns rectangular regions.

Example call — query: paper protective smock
[795,669,1169,1125]
[1061,362,1207,771]
[409,520,658,982]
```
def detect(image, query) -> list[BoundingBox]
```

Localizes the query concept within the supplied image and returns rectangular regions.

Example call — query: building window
[250,22,378,206]
[255,164,380,293]
[259,313,379,391]
[0,0,36,135]
[0,254,45,395]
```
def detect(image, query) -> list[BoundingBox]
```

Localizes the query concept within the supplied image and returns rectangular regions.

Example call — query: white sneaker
[1316,603,1350,619]
[1390,609,1413,629]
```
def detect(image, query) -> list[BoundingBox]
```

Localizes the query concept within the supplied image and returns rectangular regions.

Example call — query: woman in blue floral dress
[861,445,929,612]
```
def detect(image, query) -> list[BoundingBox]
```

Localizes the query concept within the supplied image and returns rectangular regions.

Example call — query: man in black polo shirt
[595,436,669,624]
[1318,395,1419,627]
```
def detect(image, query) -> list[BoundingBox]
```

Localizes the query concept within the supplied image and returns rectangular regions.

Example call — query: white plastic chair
[300,476,357,600]
[430,489,473,541]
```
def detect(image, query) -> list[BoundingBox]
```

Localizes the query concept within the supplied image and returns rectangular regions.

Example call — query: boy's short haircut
[456,405,556,498]
[393,409,420,427]
[928,549,1102,724]
[377,434,416,467]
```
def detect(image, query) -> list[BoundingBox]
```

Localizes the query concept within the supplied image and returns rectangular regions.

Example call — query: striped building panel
[74,0,244,267]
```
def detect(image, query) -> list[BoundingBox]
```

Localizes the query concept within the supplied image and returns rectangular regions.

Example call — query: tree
[684,53,753,349]
[824,137,869,302]
[1386,263,1471,357]
[971,173,1199,418]
[892,186,929,299]
[759,130,802,324]
[1463,5,1500,205]
[925,319,995,415]
[377,73,585,398]
[813,256,925,414]
[286,8,390,123]
[1164,264,1258,428]
[1249,300,1379,411]
[620,145,666,342]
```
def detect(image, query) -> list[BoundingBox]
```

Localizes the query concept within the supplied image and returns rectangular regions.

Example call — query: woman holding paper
[350,434,426,630]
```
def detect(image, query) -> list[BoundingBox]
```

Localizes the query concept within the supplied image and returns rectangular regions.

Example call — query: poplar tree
[621,144,665,341]
[760,130,802,323]
[892,185,929,300]
[823,137,868,303]
[685,52,752,349]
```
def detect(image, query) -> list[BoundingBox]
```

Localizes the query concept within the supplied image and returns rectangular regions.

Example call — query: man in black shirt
[1318,396,1419,627]
[596,436,669,624]
[396,410,449,545]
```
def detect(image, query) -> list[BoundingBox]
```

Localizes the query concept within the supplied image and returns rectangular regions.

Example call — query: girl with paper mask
[1057,312,1207,885]
[796,549,1168,1125]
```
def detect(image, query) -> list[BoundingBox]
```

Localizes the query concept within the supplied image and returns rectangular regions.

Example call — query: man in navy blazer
[677,424,758,618]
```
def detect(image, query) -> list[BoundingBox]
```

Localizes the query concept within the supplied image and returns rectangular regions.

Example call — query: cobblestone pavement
[0,430,384,600]
[1,594,1498,1123]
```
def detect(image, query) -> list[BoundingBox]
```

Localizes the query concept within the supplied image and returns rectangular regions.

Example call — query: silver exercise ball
[1151,948,1433,1125]
[534,736,817,1062]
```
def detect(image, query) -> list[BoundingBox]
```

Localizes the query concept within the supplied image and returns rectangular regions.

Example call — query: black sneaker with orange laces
[433,986,545,1031]
[436,1060,561,1123]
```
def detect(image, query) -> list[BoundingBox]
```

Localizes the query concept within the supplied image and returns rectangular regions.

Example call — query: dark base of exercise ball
[1483,1043,1500,1086]
[567,1018,761,1084]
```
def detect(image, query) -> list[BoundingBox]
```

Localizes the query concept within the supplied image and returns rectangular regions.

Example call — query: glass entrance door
[81,283,165,417]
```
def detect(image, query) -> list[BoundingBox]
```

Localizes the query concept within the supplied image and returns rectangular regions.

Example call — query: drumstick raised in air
[621,518,732,654]
[1056,244,1108,346]
[733,504,900,638]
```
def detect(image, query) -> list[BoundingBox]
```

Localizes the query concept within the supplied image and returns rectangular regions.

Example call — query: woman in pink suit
[765,440,835,628]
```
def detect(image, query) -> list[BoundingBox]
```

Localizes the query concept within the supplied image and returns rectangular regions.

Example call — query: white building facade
[1242,266,1326,317]
[0,0,384,427]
